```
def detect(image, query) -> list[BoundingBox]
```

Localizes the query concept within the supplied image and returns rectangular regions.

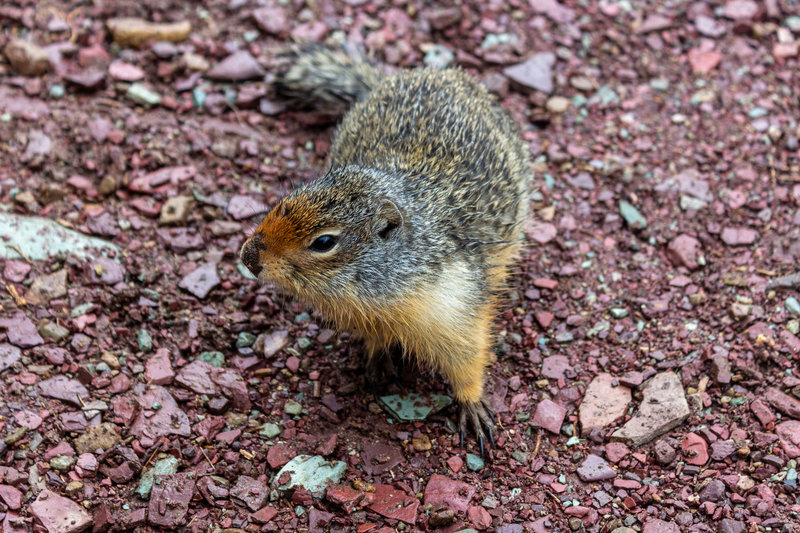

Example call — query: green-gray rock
[284,400,303,416]
[198,351,225,367]
[74,423,121,454]
[610,308,629,318]
[137,329,153,353]
[0,213,119,262]
[273,455,346,496]
[260,423,281,438]
[38,320,70,341]
[236,332,256,348]
[128,83,162,106]
[136,457,179,499]
[619,200,647,230]
[786,296,800,316]
[466,453,484,472]
[378,393,452,422]
[50,455,75,472]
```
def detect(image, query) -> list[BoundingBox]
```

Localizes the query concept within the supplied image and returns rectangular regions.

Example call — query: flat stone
[26,269,68,305]
[273,455,346,497]
[108,60,144,81]
[3,39,50,76]
[63,70,106,90]
[776,420,800,458]
[369,484,419,524]
[148,474,195,528]
[107,17,192,48]
[39,376,89,406]
[267,445,296,469]
[718,519,746,533]
[723,0,758,19]
[226,195,270,220]
[699,479,725,502]
[423,474,475,513]
[635,14,673,33]
[682,433,709,466]
[0,343,22,372]
[721,227,758,246]
[695,14,727,38]
[206,51,264,81]
[251,506,279,523]
[688,49,722,74]
[136,457,179,499]
[642,519,679,533]
[361,443,404,475]
[231,475,270,511]
[178,262,220,299]
[577,454,616,482]
[74,423,121,454]
[765,387,800,419]
[541,355,570,379]
[145,348,175,385]
[0,312,44,348]
[0,485,23,510]
[503,52,556,94]
[0,213,119,261]
[710,439,737,461]
[532,399,566,434]
[611,372,690,446]
[130,384,191,440]
[30,490,91,533]
[159,195,195,225]
[378,393,452,421]
[579,373,631,436]
[175,360,218,394]
[666,235,702,270]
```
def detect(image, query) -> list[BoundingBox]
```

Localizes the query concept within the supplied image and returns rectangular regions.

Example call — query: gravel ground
[1,0,799,532]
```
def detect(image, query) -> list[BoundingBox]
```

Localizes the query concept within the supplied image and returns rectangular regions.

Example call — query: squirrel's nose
[240,237,265,277]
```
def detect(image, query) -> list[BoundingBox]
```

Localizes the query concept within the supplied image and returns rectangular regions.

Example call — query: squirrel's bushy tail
[274,43,382,114]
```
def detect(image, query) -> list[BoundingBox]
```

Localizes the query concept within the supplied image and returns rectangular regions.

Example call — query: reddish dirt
[1,1,799,532]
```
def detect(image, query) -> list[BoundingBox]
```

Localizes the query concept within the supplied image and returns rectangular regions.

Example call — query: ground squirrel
[241,45,532,452]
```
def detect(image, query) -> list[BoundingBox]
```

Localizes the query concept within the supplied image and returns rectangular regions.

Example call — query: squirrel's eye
[309,235,338,252]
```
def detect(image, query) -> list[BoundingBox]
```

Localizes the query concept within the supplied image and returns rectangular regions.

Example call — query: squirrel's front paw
[458,395,496,457]
[364,348,399,400]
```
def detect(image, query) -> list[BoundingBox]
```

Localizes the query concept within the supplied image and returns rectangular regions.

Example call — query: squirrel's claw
[458,396,496,457]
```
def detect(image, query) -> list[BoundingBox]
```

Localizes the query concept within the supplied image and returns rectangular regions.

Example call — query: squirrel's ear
[372,199,404,240]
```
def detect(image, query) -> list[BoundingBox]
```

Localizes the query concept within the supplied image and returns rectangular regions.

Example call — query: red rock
[286,355,300,373]
[541,355,570,379]
[614,479,642,490]
[682,433,709,466]
[643,519,680,533]
[315,434,337,456]
[776,420,800,458]
[635,14,673,33]
[44,441,75,460]
[108,60,144,81]
[688,49,722,74]
[130,384,191,440]
[15,409,42,430]
[423,474,475,513]
[774,42,799,59]
[326,484,365,513]
[532,399,566,434]
[533,278,559,290]
[765,387,800,419]
[468,505,492,529]
[206,51,264,81]
[30,489,92,533]
[368,484,419,524]
[267,445,296,469]
[720,227,758,246]
[577,454,616,482]
[144,348,174,385]
[148,474,195,528]
[0,485,22,510]
[361,443,403,475]
[666,235,702,270]
[579,373,631,436]
[723,0,759,19]
[534,311,554,329]
[290,21,328,42]
[231,475,269,511]
[446,455,463,473]
[750,398,776,427]
[251,506,278,523]
[605,442,629,464]
[38,376,89,406]
[0,312,44,347]
[525,221,557,244]
[252,7,288,35]
[215,428,242,445]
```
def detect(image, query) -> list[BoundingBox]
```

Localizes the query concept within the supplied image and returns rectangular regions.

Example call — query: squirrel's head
[240,176,406,301]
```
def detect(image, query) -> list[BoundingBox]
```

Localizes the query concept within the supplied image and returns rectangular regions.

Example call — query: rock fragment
[503,52,556,94]
[30,490,91,533]
[3,39,50,76]
[579,373,631,436]
[107,18,192,48]
[611,372,690,446]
